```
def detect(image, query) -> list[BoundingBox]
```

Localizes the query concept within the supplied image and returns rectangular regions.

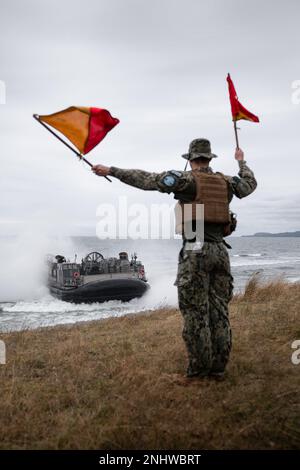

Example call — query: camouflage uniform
[110,151,257,377]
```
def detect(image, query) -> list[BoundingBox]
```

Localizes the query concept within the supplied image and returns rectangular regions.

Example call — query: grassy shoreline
[0,277,300,449]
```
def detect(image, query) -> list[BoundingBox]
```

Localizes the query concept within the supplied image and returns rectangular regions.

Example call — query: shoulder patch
[162,175,177,187]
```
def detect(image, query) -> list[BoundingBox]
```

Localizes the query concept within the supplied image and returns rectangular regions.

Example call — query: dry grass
[0,277,300,450]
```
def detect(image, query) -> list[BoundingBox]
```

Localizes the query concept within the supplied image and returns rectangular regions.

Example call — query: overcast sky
[1,0,300,237]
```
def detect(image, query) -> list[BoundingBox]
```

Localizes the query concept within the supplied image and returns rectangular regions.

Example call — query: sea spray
[0,228,77,302]
[1,237,300,331]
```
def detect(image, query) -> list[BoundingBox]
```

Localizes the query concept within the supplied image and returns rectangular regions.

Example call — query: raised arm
[229,148,257,199]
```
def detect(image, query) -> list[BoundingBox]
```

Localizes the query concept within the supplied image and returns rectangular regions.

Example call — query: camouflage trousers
[175,241,233,377]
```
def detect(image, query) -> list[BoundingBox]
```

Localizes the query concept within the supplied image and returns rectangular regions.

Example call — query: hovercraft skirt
[49,278,149,303]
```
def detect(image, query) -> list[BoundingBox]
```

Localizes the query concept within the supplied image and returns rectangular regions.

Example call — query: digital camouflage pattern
[175,242,233,376]
[110,159,257,377]
[181,138,218,161]
[110,160,257,201]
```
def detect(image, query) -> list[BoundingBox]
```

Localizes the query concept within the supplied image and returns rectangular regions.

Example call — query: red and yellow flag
[39,106,119,154]
[227,74,259,123]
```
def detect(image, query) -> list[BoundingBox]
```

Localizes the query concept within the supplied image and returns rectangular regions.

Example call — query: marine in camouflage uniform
[93,138,257,378]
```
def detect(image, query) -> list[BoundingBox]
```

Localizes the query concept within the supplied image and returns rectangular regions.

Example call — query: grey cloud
[1,0,300,236]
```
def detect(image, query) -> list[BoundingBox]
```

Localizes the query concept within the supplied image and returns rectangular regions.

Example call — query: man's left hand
[234,148,244,161]
[92,164,111,177]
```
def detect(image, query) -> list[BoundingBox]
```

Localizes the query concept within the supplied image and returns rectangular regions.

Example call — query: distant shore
[243,230,300,237]
[0,277,299,450]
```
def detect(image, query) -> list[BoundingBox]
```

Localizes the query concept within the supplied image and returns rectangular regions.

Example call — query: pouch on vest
[223,211,237,237]
[175,172,231,235]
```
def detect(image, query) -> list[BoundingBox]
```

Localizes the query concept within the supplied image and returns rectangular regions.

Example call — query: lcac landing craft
[47,251,149,303]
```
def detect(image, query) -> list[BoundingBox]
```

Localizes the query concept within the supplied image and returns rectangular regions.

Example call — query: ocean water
[0,236,300,332]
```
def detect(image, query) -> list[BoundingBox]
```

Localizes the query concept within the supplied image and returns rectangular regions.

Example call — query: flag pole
[33,114,112,182]
[233,120,240,150]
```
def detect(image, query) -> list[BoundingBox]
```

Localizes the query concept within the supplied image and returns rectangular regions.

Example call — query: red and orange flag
[227,74,259,123]
[39,106,119,155]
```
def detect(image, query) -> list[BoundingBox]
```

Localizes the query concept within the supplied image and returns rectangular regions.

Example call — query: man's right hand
[92,164,111,177]
[235,148,244,161]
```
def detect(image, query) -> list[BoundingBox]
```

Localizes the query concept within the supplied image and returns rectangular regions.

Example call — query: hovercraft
[47,251,149,303]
